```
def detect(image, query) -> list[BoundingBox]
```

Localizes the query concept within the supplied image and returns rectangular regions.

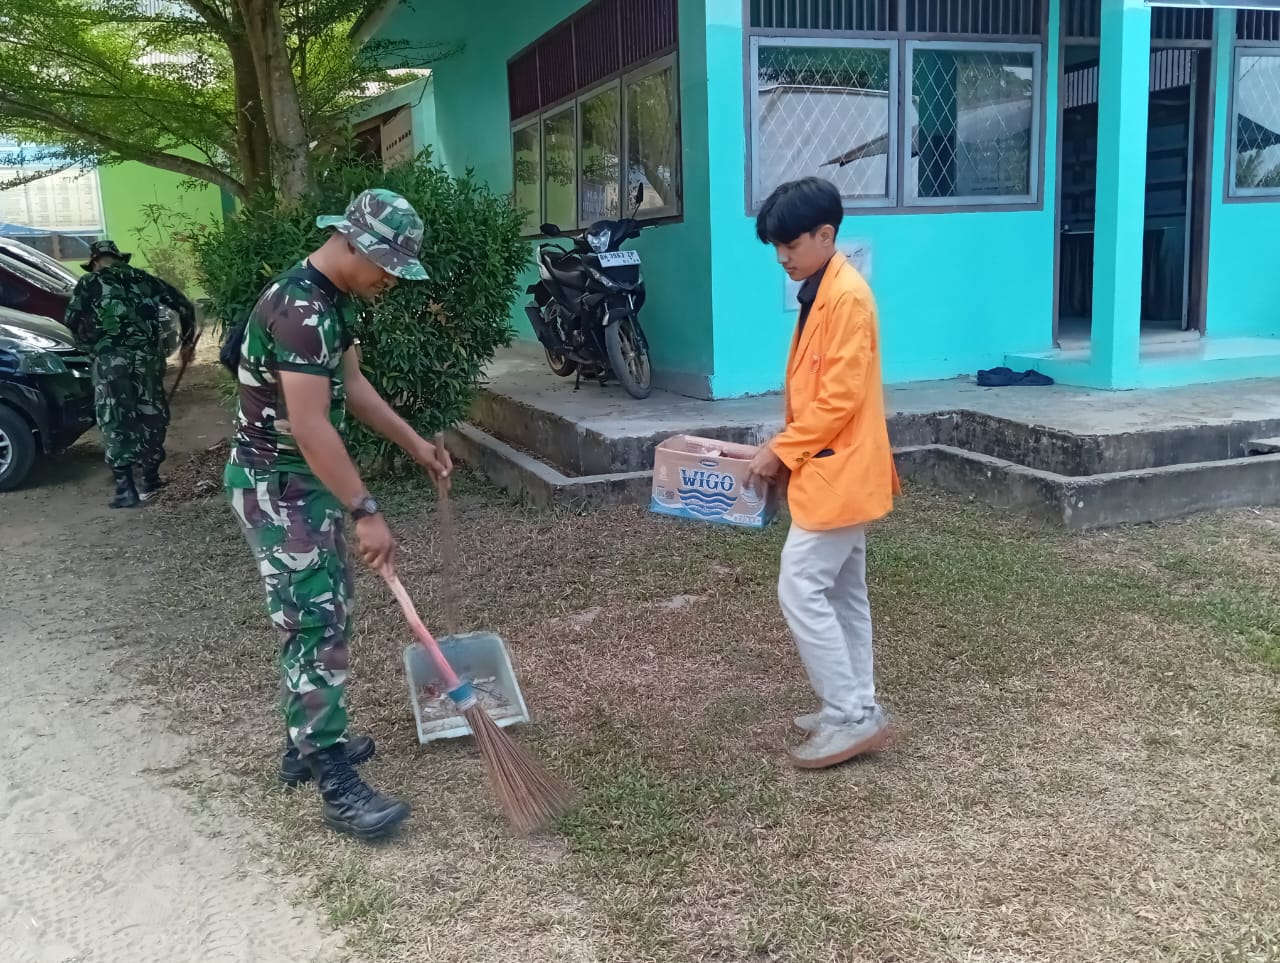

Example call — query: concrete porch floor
[454,345,1280,529]
[481,342,1280,442]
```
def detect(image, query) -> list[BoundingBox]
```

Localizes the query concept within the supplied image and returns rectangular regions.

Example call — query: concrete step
[468,385,775,478]
[1244,437,1280,455]
[446,422,652,508]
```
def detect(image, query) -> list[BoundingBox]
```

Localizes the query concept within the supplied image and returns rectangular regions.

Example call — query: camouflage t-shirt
[64,264,195,356]
[224,263,356,488]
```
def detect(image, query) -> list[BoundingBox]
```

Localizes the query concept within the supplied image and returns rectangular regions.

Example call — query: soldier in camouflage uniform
[65,240,196,508]
[225,189,452,841]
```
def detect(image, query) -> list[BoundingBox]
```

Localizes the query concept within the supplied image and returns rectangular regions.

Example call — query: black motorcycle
[524,184,653,399]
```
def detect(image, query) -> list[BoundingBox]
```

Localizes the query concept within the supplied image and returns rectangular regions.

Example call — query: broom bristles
[463,703,573,833]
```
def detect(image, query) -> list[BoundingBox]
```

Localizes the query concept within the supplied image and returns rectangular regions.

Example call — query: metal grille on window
[1234,53,1280,191]
[575,0,621,87]
[1064,0,1211,41]
[620,0,678,67]
[904,0,1041,37]
[508,49,540,121]
[909,47,1035,201]
[749,0,893,32]
[539,24,577,107]
[755,43,894,205]
[1239,11,1280,43]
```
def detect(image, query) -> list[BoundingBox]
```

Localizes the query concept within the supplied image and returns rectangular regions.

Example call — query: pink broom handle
[384,571,477,708]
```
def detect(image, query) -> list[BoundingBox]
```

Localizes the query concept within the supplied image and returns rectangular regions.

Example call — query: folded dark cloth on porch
[975,366,1055,388]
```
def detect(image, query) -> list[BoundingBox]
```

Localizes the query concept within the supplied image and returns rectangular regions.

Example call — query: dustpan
[403,631,532,743]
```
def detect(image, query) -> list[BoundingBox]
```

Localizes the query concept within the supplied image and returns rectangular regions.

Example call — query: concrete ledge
[469,386,772,476]
[473,381,1280,481]
[898,444,1280,531]
[446,422,652,509]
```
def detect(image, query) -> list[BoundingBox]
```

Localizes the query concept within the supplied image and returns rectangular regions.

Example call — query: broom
[167,326,202,402]
[382,485,572,833]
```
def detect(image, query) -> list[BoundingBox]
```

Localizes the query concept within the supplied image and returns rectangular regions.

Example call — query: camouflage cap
[316,188,428,281]
[82,238,132,272]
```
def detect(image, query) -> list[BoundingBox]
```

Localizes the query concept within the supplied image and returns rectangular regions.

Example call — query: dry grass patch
[119,480,1280,962]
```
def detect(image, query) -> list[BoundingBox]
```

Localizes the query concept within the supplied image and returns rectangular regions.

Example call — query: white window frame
[1229,45,1280,199]
[749,36,899,211]
[511,117,543,237]
[903,40,1042,208]
[576,78,624,228]
[540,101,579,232]
[621,53,683,222]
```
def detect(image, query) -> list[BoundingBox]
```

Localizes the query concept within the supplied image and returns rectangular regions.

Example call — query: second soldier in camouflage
[225,188,450,842]
[64,239,196,507]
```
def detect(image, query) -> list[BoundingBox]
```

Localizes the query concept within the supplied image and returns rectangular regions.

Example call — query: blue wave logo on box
[677,467,737,517]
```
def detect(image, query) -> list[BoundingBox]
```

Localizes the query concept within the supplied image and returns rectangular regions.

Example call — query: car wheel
[0,405,37,492]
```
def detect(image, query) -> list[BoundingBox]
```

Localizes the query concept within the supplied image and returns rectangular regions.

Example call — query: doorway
[1055,44,1213,348]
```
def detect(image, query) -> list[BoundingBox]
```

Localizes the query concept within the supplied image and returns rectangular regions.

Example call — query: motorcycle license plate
[598,250,640,267]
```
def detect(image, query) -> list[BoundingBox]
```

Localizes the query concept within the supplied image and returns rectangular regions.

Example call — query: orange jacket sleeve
[769,290,872,470]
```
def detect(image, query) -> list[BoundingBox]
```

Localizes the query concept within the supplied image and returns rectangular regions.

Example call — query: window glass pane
[580,86,622,224]
[909,47,1035,200]
[755,44,893,205]
[512,125,541,235]
[543,107,577,230]
[1234,53,1280,191]
[626,65,682,216]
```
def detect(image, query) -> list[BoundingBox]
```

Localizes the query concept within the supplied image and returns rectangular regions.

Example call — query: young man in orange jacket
[747,177,901,770]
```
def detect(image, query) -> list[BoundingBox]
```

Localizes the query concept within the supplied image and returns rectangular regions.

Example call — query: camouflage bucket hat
[316,188,428,281]
[81,238,132,272]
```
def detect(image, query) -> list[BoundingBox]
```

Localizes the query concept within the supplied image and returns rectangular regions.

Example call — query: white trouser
[778,523,876,725]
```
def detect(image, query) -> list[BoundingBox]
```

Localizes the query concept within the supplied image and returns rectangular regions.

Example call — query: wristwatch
[349,495,380,521]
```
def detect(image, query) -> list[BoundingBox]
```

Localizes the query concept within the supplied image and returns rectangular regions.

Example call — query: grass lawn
[126,458,1280,963]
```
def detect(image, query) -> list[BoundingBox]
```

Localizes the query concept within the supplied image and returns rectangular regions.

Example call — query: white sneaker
[791,711,824,736]
[787,707,893,769]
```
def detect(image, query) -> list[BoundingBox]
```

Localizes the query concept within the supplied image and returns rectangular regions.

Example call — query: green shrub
[190,150,528,471]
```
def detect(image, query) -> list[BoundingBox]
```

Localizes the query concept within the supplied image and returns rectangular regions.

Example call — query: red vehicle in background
[0,235,77,321]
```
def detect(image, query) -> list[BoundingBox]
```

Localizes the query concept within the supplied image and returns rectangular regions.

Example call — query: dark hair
[756,177,844,245]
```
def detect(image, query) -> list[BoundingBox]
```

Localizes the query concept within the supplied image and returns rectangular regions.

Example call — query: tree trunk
[237,0,312,202]
[228,35,272,198]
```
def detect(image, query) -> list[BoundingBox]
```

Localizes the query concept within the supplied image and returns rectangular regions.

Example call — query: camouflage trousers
[229,473,354,756]
[91,348,169,470]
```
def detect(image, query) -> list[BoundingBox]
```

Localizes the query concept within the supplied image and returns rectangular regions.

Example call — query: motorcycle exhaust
[523,303,562,353]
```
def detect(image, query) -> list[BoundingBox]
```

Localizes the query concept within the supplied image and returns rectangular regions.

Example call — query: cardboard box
[650,434,778,529]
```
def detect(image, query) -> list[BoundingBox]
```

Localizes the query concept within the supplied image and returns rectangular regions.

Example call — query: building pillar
[1090,0,1150,388]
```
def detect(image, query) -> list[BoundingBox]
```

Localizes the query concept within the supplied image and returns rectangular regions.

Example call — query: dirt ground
[0,364,343,963]
[4,356,1279,963]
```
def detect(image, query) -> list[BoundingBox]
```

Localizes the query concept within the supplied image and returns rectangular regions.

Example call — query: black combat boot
[280,732,376,787]
[308,745,410,841]
[137,465,168,502]
[110,466,140,509]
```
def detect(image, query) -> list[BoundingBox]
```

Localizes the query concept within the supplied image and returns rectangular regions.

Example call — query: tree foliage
[189,151,530,468]
[0,0,450,202]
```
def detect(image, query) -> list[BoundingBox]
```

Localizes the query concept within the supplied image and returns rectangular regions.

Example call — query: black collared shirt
[796,259,831,340]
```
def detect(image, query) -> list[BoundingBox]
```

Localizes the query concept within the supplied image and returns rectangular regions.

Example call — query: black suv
[0,305,96,491]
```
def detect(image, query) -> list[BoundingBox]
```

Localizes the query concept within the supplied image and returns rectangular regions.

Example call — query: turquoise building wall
[378,0,718,395]
[703,0,1061,396]
[1206,11,1280,342]
[375,0,1280,396]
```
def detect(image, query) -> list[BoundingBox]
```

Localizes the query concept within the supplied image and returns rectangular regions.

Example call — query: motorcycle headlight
[586,226,612,254]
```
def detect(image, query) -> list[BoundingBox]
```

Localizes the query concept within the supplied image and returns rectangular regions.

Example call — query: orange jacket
[769,253,900,531]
